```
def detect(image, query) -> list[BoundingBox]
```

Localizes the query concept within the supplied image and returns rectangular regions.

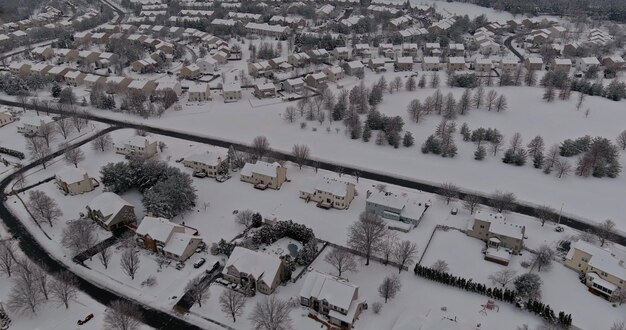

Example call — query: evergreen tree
[406,76,417,91]
[402,132,414,147]
[51,83,62,98]
[418,75,426,88]
[460,123,471,141]
[362,125,372,142]
[421,135,442,154]
[474,145,486,160]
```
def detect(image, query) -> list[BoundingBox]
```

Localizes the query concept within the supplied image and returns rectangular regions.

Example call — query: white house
[17,115,55,135]
[182,151,227,177]
[299,178,356,210]
[197,57,218,72]
[240,161,287,190]
[577,57,600,73]
[188,83,211,101]
[114,136,158,158]
[155,80,182,96]
[0,110,15,127]
[222,246,286,295]
[55,167,95,195]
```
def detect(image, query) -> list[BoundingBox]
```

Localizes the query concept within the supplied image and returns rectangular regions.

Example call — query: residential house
[8,62,30,76]
[378,43,394,57]
[104,76,133,93]
[223,84,242,102]
[474,58,492,73]
[212,51,229,65]
[524,57,543,71]
[577,57,600,73]
[253,83,276,98]
[367,58,386,71]
[55,48,79,63]
[283,78,304,94]
[366,190,429,226]
[448,43,465,56]
[248,61,273,78]
[180,64,202,80]
[564,240,626,300]
[240,161,287,190]
[603,55,625,71]
[394,57,413,71]
[31,46,54,60]
[187,83,211,101]
[323,66,344,82]
[499,57,519,74]
[467,211,525,255]
[300,178,355,210]
[447,57,466,71]
[354,44,371,58]
[0,110,15,127]
[343,60,364,77]
[64,71,86,86]
[17,115,55,135]
[131,58,157,73]
[287,52,311,67]
[333,47,350,61]
[84,74,106,89]
[182,151,227,177]
[114,135,158,158]
[86,192,136,230]
[551,58,572,72]
[197,57,218,73]
[46,66,72,81]
[155,81,182,97]
[78,50,100,65]
[30,63,52,76]
[55,167,95,195]
[135,216,202,261]
[245,22,291,37]
[563,42,582,57]
[422,57,441,71]
[305,72,328,89]
[401,43,419,57]
[424,43,441,56]
[222,247,286,295]
[300,271,364,328]
[127,80,157,96]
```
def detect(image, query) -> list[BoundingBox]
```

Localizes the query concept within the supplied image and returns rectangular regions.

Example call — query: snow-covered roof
[554,58,572,65]
[286,78,304,85]
[223,247,282,284]
[185,151,224,166]
[299,270,358,311]
[56,167,88,184]
[163,232,198,256]
[124,135,153,148]
[188,83,209,93]
[476,58,492,65]
[397,57,412,64]
[488,221,524,240]
[346,60,364,69]
[580,57,600,65]
[367,190,406,210]
[155,81,180,91]
[87,192,132,222]
[128,80,153,89]
[136,216,180,242]
[423,57,440,64]
[20,115,55,126]
[223,83,241,92]
[568,241,626,281]
[313,178,351,196]
[527,57,543,64]
[241,161,281,178]
[255,82,275,90]
[65,71,83,79]
[501,57,518,64]
[448,57,465,64]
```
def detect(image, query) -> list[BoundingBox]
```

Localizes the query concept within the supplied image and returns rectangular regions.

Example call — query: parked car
[555,226,564,232]
[206,261,220,274]
[175,262,185,270]
[193,171,207,178]
[216,176,227,183]
[194,258,206,269]
[175,157,184,163]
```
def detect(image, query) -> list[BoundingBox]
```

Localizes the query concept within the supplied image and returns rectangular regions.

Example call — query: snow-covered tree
[489,269,517,288]
[120,248,140,280]
[324,248,358,277]
[514,273,542,300]
[103,300,143,330]
[27,190,62,227]
[347,212,388,266]
[185,276,209,307]
[219,289,246,323]
[249,296,293,330]
[378,275,401,303]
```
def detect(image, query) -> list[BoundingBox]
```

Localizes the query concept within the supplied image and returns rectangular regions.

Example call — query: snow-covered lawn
[419,230,626,330]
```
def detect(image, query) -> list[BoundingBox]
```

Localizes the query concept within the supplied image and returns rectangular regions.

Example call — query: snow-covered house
[222,84,241,103]
[603,55,625,71]
[299,270,364,328]
[9,62,30,76]
[323,66,344,81]
[240,161,287,190]
[577,57,600,73]
[524,57,543,71]
[55,167,95,195]
[422,57,441,71]
[17,115,55,135]
[253,83,276,98]
[474,58,492,73]
[188,83,211,101]
[155,81,182,97]
[135,216,202,261]
[332,47,350,61]
[64,70,86,86]
[367,58,386,71]
[182,151,227,177]
[222,246,286,295]
[365,190,429,225]
[0,110,15,127]
[447,57,466,71]
[114,136,158,158]
[86,192,136,230]
[551,58,572,72]
[467,211,525,255]
[299,178,355,210]
[197,57,218,73]
[499,57,519,74]
[564,240,626,300]
[305,72,328,89]
[343,61,364,77]
[394,57,413,71]
[283,78,304,94]
[31,46,54,60]
[180,64,202,80]
[84,74,106,89]
[127,80,157,96]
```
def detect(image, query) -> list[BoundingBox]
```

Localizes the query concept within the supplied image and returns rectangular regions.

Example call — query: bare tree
[324,248,358,277]
[27,190,62,227]
[489,190,517,213]
[50,270,78,309]
[578,230,597,244]
[38,123,56,147]
[252,136,271,160]
[486,90,497,111]
[61,220,97,255]
[26,136,50,168]
[0,240,17,277]
[185,276,209,307]
[64,147,85,167]
[8,259,43,316]
[219,289,247,323]
[532,245,555,272]
[378,275,401,303]
[595,219,616,247]
[407,99,425,123]
[98,246,113,269]
[71,112,88,133]
[611,321,626,330]
[120,248,140,280]
[534,205,555,227]
[612,288,626,306]
[155,254,169,270]
[284,106,297,123]
[390,77,403,92]
[473,86,485,109]
[462,195,482,214]
[235,209,255,228]
[347,212,388,266]
[380,231,398,265]
[430,259,449,273]
[33,264,50,300]
[393,240,418,273]
[437,182,459,205]
[103,300,143,330]
[249,296,293,330]
[55,118,74,140]
[488,269,517,288]
[292,144,310,170]
[554,157,572,178]
[92,133,113,152]
[616,130,626,150]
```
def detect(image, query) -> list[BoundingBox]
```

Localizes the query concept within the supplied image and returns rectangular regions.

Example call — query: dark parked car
[77,314,94,325]
[194,258,206,268]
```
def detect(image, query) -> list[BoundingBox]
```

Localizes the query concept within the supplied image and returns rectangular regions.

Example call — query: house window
[480,225,484,228]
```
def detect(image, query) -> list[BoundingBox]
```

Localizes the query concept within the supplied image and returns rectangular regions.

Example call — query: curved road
[0,127,204,330]
[504,35,524,61]
[1,98,623,248]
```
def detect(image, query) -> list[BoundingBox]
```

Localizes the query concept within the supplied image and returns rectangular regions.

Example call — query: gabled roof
[87,192,133,223]
[223,247,282,284]
[56,167,88,184]
[136,216,180,242]
[241,161,281,177]
[300,270,358,311]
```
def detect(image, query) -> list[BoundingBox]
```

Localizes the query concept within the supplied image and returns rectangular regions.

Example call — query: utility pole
[557,203,564,225]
